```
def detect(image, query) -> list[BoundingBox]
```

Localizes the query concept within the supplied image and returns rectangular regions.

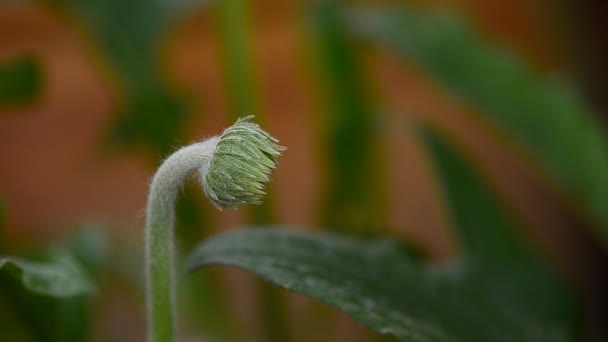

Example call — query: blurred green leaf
[44,0,173,84]
[0,254,94,297]
[61,224,109,276]
[187,227,578,341]
[109,88,186,156]
[420,126,579,331]
[346,5,608,244]
[0,276,91,342]
[0,227,105,342]
[422,125,548,267]
[43,0,190,155]
[0,56,41,106]
[311,0,384,234]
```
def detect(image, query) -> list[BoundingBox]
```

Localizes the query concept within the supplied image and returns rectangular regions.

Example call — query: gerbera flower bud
[201,115,286,209]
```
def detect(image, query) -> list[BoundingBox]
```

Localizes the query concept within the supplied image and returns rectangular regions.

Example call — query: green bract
[202,116,285,209]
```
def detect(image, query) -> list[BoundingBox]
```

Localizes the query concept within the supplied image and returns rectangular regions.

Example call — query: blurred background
[1,0,608,341]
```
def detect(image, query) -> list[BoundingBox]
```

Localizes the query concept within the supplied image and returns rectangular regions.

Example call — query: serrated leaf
[0,56,41,106]
[187,228,578,341]
[0,253,94,297]
[345,5,608,244]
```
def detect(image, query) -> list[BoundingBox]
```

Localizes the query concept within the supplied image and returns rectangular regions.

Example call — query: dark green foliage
[187,228,577,341]
[0,227,106,342]
[0,255,94,297]
[109,87,186,157]
[346,5,608,244]
[0,56,41,106]
[0,254,94,342]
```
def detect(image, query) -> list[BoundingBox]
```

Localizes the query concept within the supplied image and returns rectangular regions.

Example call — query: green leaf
[187,228,579,342]
[0,56,41,106]
[0,253,94,297]
[0,229,103,342]
[61,225,108,275]
[345,5,608,244]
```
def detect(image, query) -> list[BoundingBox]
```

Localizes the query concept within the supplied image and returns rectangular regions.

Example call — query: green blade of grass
[0,251,96,342]
[310,0,384,235]
[215,0,259,117]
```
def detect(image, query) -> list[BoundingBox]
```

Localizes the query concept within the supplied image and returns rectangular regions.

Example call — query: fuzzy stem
[145,138,219,342]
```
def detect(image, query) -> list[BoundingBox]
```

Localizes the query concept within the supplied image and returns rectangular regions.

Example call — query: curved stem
[145,138,219,342]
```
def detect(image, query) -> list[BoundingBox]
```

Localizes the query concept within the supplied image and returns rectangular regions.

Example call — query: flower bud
[201,116,285,209]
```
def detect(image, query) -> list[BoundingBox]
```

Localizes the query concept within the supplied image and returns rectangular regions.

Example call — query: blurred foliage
[0,254,94,297]
[110,89,186,157]
[420,126,579,332]
[0,198,4,252]
[346,5,608,245]
[0,56,41,107]
[215,0,259,118]
[311,0,385,235]
[0,227,107,342]
[42,0,191,157]
[187,128,579,341]
[59,225,108,276]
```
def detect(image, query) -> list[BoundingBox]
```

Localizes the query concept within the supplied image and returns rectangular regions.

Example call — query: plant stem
[145,138,218,342]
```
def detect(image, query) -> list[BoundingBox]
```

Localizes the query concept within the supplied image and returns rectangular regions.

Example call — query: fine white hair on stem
[144,116,285,342]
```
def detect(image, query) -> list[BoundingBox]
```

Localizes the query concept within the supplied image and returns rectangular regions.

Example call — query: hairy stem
[145,138,218,342]
[144,116,284,342]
